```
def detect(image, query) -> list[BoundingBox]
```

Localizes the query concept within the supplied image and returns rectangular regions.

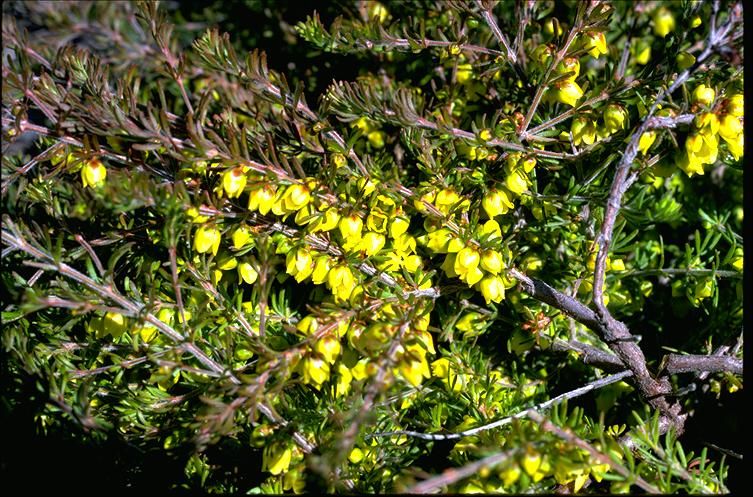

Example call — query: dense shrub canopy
[1,0,744,494]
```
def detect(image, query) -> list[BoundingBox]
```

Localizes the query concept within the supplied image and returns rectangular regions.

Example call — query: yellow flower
[81,158,106,188]
[435,188,460,215]
[549,80,583,107]
[638,131,656,155]
[194,225,221,255]
[480,249,504,274]
[339,214,364,241]
[675,152,705,177]
[389,216,410,239]
[263,443,293,475]
[520,156,536,173]
[302,356,330,387]
[723,132,743,160]
[335,363,352,397]
[238,262,259,284]
[454,247,483,285]
[692,84,715,107]
[247,184,276,215]
[359,231,386,256]
[479,275,505,304]
[424,228,452,253]
[272,184,311,216]
[327,265,356,302]
[652,7,675,38]
[101,311,127,339]
[286,248,314,283]
[505,169,529,195]
[455,312,484,337]
[718,114,743,141]
[366,209,389,233]
[695,112,720,136]
[392,233,417,253]
[479,219,503,240]
[315,335,342,364]
[397,345,431,387]
[521,450,542,476]
[582,31,607,58]
[500,464,521,486]
[222,167,247,198]
[310,207,340,233]
[555,57,580,81]
[571,116,596,146]
[296,315,318,335]
[726,94,744,117]
[482,189,514,218]
[311,255,331,284]
[231,225,253,249]
[603,104,628,134]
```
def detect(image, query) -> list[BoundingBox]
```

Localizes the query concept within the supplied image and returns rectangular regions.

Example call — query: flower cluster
[677,86,744,176]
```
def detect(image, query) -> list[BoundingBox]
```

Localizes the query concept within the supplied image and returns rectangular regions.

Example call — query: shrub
[1,0,743,493]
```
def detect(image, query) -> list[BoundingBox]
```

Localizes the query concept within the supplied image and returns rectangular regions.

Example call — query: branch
[509,268,683,433]
[593,4,741,316]
[370,370,633,441]
[664,354,742,376]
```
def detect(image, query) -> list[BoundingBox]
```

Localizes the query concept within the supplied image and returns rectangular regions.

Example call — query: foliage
[1,0,743,493]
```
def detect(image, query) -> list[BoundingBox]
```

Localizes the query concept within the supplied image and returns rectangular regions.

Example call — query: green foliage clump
[1,0,743,493]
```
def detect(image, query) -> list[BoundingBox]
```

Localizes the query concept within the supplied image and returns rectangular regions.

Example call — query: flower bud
[531,44,554,67]
[543,17,563,38]
[456,63,473,84]
[635,41,651,65]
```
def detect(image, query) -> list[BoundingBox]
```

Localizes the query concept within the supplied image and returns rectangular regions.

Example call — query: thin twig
[370,370,633,441]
